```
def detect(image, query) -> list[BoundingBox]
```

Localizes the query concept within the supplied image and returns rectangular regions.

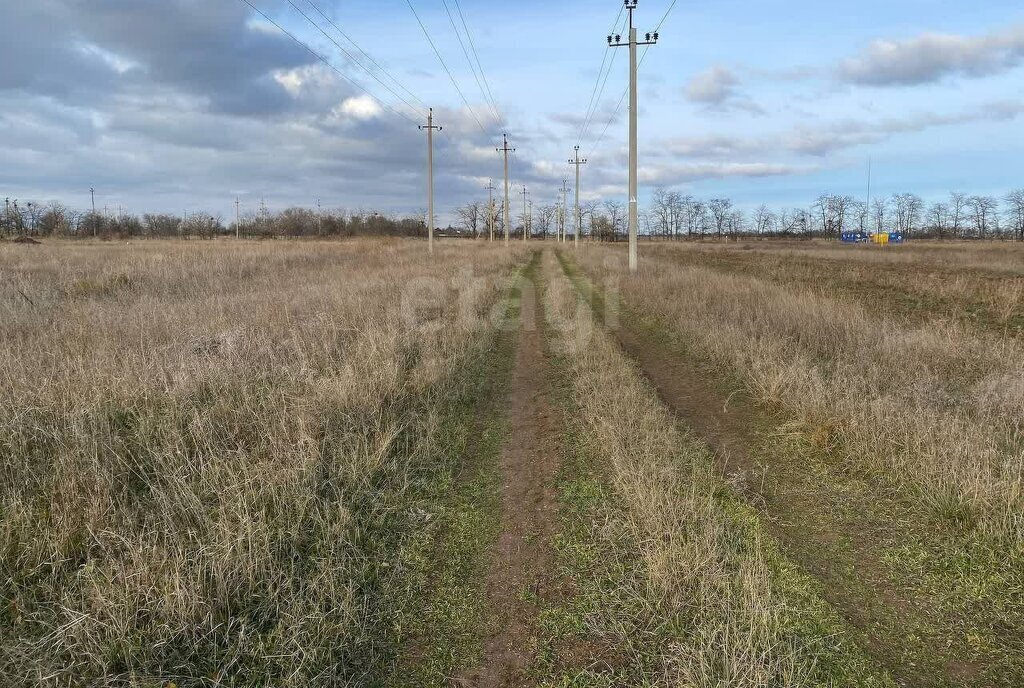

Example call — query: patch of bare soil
[608,315,992,687]
[458,274,563,687]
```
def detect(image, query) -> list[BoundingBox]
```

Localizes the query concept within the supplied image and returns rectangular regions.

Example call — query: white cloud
[686,65,738,104]
[337,94,383,120]
[684,65,762,113]
[839,25,1024,86]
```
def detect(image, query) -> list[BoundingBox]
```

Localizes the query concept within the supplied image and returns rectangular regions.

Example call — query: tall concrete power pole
[610,0,658,272]
[485,179,496,241]
[560,179,570,243]
[90,187,97,238]
[521,186,529,242]
[235,197,241,239]
[568,146,587,248]
[497,134,515,245]
[419,108,442,254]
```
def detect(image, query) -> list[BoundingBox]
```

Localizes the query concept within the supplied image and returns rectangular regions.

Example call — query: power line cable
[284,0,423,118]
[238,0,418,124]
[579,14,627,147]
[584,0,680,158]
[405,0,489,135]
[440,0,500,124]
[302,0,428,112]
[452,0,502,124]
[576,5,625,146]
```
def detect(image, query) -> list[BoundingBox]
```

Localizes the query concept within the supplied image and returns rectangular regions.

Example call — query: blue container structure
[888,232,905,244]
[840,231,869,243]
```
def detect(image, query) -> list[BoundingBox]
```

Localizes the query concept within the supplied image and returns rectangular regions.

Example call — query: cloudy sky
[1,0,1022,223]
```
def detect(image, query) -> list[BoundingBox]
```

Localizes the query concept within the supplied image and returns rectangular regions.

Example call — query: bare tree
[892,193,924,234]
[581,199,601,240]
[814,194,834,237]
[708,198,732,238]
[455,201,482,237]
[651,187,672,238]
[927,202,950,238]
[850,200,868,232]
[871,198,888,233]
[537,203,557,239]
[1004,189,1024,241]
[967,195,999,238]
[601,200,625,240]
[949,191,968,239]
[727,209,746,239]
[753,204,775,236]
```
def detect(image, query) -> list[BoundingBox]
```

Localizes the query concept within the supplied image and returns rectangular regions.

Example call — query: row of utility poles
[417,0,657,272]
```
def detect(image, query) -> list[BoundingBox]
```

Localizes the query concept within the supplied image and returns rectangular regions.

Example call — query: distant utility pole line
[235,197,241,239]
[521,186,529,242]
[419,108,442,254]
[568,146,587,248]
[497,134,515,245]
[609,0,658,272]
[485,179,496,241]
[90,187,97,238]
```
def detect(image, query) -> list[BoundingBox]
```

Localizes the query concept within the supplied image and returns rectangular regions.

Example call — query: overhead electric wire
[238,0,418,124]
[283,0,424,119]
[440,0,500,125]
[579,16,627,148]
[583,0,681,159]
[452,0,502,125]
[576,5,626,147]
[301,0,428,112]
[405,0,489,135]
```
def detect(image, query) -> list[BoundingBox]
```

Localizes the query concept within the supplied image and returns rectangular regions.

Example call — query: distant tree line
[0,200,435,240]
[5,189,1023,242]
[454,189,1024,241]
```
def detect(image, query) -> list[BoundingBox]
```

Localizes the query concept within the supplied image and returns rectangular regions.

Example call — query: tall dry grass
[577,246,1024,547]
[657,242,1024,333]
[0,239,521,685]
[542,253,883,687]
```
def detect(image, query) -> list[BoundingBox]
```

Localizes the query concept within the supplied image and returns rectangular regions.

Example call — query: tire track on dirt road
[458,253,563,687]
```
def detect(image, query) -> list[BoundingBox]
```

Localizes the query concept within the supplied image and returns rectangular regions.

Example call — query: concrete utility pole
[90,187,97,238]
[497,134,515,245]
[521,186,529,242]
[485,179,496,241]
[419,108,442,254]
[610,0,658,272]
[560,179,570,243]
[568,146,588,248]
[235,197,241,239]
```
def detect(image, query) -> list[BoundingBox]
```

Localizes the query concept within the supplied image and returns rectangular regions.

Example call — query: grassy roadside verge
[557,249,1024,686]
[537,252,891,687]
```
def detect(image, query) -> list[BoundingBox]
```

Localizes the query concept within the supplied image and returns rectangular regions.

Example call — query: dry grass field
[2,237,1022,687]
[567,240,1024,686]
[0,239,523,684]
